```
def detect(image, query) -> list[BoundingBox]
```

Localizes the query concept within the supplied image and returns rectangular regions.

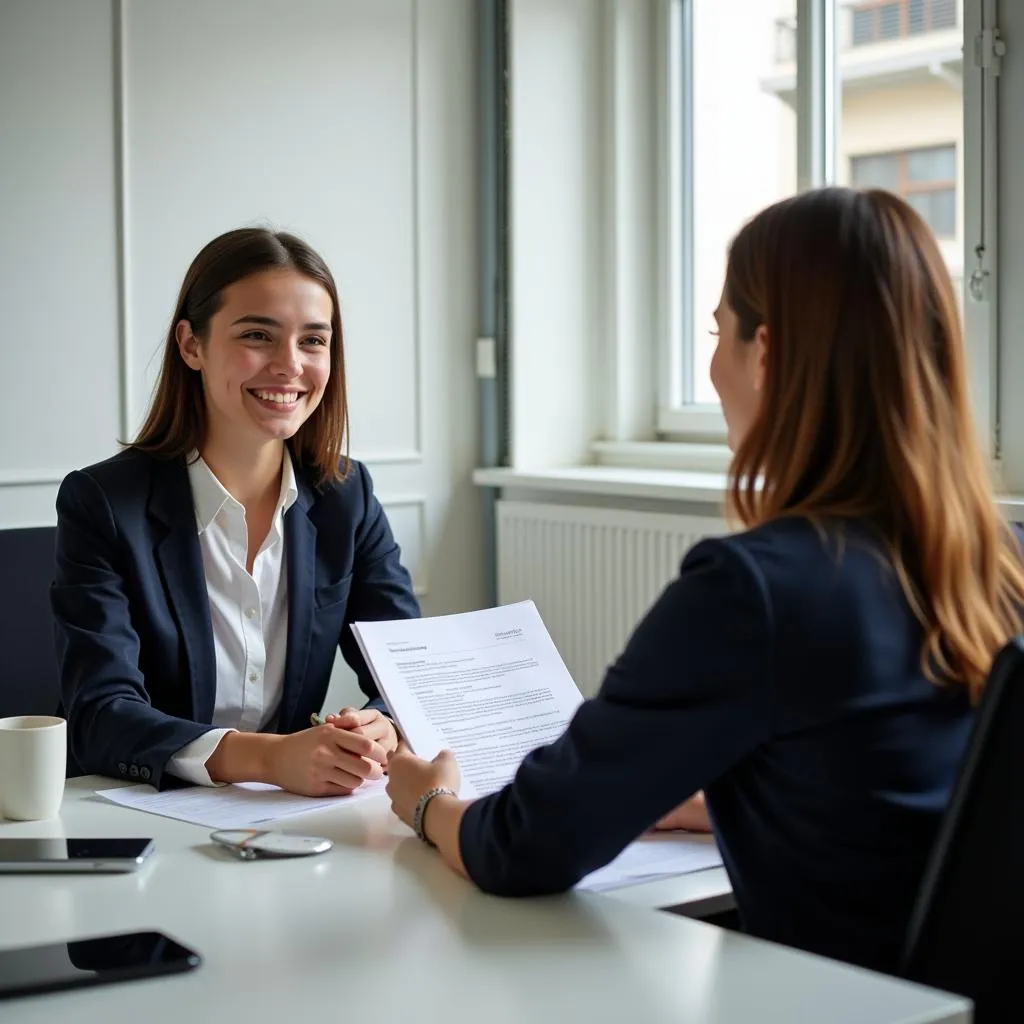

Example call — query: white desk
[0,778,970,1023]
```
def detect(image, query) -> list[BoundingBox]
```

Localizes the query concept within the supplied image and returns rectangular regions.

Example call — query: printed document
[352,601,723,891]
[352,600,583,798]
[95,777,388,829]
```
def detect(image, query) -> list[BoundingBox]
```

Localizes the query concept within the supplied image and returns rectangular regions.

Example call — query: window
[850,0,958,47]
[850,146,957,238]
[660,0,969,439]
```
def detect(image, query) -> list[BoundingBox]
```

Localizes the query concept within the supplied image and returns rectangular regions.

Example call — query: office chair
[0,526,60,720]
[901,636,1024,1023]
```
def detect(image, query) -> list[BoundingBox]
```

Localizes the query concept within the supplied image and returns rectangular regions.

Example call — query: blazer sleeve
[50,470,215,788]
[339,462,421,708]
[457,536,776,896]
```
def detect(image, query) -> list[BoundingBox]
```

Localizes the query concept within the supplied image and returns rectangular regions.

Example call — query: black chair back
[0,526,59,721]
[901,636,1024,1022]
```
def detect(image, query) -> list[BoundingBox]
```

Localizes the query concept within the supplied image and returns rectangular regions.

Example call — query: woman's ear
[752,323,769,393]
[175,320,202,371]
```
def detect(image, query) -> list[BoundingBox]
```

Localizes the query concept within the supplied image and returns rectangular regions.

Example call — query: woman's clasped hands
[266,707,400,798]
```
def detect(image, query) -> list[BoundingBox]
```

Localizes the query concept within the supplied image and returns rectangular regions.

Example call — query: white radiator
[496,501,728,696]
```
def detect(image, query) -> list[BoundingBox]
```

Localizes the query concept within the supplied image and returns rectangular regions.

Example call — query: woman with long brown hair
[51,228,419,794]
[384,187,1024,972]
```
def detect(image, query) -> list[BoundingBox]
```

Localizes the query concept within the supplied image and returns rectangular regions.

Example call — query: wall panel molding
[379,493,428,596]
[114,0,133,439]
[408,0,425,460]
[0,471,66,488]
[352,449,423,466]
[115,0,427,458]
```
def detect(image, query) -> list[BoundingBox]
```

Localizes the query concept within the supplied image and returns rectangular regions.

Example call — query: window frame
[961,0,998,462]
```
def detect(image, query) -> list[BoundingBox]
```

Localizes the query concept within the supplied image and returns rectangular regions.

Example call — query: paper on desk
[352,600,584,798]
[95,777,388,829]
[352,601,724,888]
[576,833,723,893]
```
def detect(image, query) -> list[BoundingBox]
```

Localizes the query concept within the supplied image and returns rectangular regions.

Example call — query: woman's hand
[327,707,400,761]
[653,791,712,833]
[386,743,468,878]
[265,724,388,797]
[385,743,461,831]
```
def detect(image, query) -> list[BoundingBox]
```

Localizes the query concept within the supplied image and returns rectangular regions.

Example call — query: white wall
[0,0,121,517]
[509,0,604,468]
[0,0,485,702]
[509,0,667,465]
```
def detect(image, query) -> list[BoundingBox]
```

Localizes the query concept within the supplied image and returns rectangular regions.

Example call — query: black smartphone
[0,931,201,1001]
[0,838,155,873]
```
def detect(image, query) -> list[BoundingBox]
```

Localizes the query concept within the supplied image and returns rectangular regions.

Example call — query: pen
[309,710,349,726]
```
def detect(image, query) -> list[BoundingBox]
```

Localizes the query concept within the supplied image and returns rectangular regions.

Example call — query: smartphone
[0,930,201,1001]
[0,838,155,873]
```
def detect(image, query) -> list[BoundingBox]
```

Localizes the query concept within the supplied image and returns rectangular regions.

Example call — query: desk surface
[0,778,970,1024]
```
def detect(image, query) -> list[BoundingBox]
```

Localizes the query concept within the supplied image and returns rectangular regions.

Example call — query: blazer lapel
[149,459,218,724]
[279,477,317,732]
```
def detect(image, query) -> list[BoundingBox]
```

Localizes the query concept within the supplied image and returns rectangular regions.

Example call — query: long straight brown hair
[725,187,1024,699]
[131,228,349,485]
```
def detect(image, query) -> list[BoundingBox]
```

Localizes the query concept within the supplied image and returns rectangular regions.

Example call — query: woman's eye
[242,330,270,342]
[303,336,328,347]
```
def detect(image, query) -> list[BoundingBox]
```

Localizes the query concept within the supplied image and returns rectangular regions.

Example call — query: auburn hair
[130,228,349,485]
[725,187,1024,700]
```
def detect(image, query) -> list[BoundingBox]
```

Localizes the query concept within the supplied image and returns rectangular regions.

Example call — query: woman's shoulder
[706,515,882,564]
[58,449,172,513]
[71,447,158,481]
[697,516,903,623]
[66,448,163,487]
[685,516,836,573]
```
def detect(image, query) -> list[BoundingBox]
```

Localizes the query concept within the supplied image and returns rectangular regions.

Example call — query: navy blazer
[50,449,419,790]
[458,517,979,973]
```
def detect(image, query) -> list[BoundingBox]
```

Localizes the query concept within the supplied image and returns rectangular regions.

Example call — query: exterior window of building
[850,145,957,237]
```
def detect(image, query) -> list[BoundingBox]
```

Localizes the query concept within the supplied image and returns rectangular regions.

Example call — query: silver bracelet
[412,786,457,847]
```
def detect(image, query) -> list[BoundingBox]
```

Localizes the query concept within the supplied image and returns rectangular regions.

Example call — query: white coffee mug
[0,716,67,821]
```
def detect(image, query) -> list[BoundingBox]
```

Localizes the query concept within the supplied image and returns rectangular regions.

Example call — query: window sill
[472,465,729,505]
[473,464,1024,520]
[591,440,732,473]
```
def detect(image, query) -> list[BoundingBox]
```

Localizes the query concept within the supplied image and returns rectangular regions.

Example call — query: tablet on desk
[0,838,155,873]
[0,930,200,1002]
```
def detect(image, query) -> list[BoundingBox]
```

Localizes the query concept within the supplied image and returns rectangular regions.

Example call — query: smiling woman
[50,228,421,795]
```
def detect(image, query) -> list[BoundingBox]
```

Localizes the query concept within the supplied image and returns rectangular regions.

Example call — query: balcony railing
[773,0,958,63]
[775,17,797,63]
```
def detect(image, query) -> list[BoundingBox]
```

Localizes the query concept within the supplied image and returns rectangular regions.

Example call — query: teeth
[252,390,300,404]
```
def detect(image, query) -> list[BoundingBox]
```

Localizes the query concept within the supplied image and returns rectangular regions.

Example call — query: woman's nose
[270,342,302,376]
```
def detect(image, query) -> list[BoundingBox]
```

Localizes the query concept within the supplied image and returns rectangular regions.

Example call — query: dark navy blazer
[50,449,419,790]
[459,517,978,973]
